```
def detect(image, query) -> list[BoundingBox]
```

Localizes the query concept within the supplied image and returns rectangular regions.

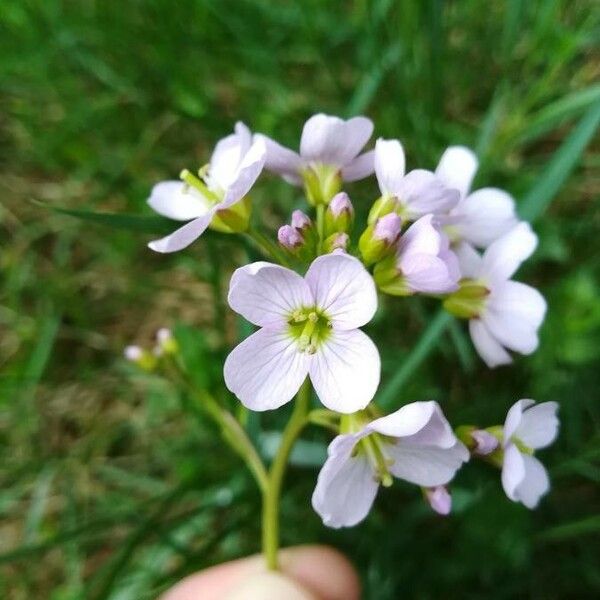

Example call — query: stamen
[179,168,219,204]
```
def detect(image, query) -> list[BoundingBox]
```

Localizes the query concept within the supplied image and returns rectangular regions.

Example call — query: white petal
[435,146,479,199]
[386,441,469,487]
[400,253,459,294]
[253,133,302,185]
[228,262,312,327]
[501,444,526,501]
[300,114,373,166]
[394,170,460,218]
[453,241,483,279]
[305,254,377,329]
[503,399,536,442]
[341,150,375,181]
[515,401,559,450]
[147,181,213,221]
[489,281,547,330]
[469,319,512,368]
[223,328,310,411]
[147,212,213,253]
[454,188,518,248]
[311,434,379,528]
[515,455,550,509]
[374,139,405,194]
[368,401,457,448]
[220,138,266,208]
[209,124,250,191]
[309,329,380,413]
[481,222,538,284]
[397,215,441,259]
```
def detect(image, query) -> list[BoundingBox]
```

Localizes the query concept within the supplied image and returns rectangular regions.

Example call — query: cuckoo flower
[501,399,559,508]
[435,146,518,249]
[312,401,469,528]
[374,214,460,295]
[255,114,374,204]
[369,139,460,223]
[147,122,265,253]
[444,223,546,367]
[224,253,380,413]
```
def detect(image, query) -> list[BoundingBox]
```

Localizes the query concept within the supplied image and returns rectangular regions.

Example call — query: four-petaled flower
[448,222,547,367]
[501,399,559,508]
[312,401,469,528]
[147,122,265,253]
[224,253,380,413]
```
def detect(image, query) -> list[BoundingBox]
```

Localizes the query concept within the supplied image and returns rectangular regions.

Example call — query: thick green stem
[316,204,325,253]
[262,378,311,570]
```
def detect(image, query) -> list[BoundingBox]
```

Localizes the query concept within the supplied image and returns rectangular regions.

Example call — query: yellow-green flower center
[287,308,332,354]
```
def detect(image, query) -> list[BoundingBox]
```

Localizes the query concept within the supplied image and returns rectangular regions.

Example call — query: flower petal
[209,123,251,191]
[397,215,441,258]
[228,262,312,327]
[503,399,536,442]
[400,253,459,294]
[435,146,479,199]
[454,188,518,248]
[425,486,452,515]
[515,401,559,450]
[309,329,380,413]
[453,241,483,279]
[305,254,378,329]
[394,170,460,218]
[469,319,512,368]
[311,434,379,528]
[223,328,310,411]
[501,443,526,501]
[253,133,303,185]
[386,440,469,487]
[481,222,538,284]
[515,455,550,509]
[300,114,373,166]
[147,181,213,221]
[341,150,375,181]
[374,139,406,194]
[220,138,266,209]
[147,212,214,253]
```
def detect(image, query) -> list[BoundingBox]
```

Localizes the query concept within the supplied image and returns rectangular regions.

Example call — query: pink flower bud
[278,225,303,250]
[374,213,402,244]
[291,210,312,230]
[425,486,451,515]
[472,429,499,455]
[328,192,354,218]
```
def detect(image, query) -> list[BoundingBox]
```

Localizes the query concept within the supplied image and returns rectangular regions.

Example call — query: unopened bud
[322,232,349,254]
[156,328,178,355]
[368,194,398,224]
[443,279,489,319]
[359,213,402,265]
[124,345,143,362]
[324,192,354,236]
[124,345,157,371]
[425,486,451,515]
[291,209,312,231]
[472,429,500,455]
[278,225,304,251]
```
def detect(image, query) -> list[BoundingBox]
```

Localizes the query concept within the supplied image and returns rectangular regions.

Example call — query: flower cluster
[145,113,558,531]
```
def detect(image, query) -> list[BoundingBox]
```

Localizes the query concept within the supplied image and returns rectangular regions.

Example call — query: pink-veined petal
[300,114,373,166]
[253,133,303,185]
[435,146,479,199]
[501,443,526,501]
[228,262,312,327]
[223,328,310,411]
[147,212,214,253]
[481,222,538,284]
[469,319,512,368]
[394,170,460,218]
[341,150,375,181]
[305,254,377,329]
[515,454,550,509]
[311,434,379,528]
[147,181,213,221]
[515,401,559,450]
[374,139,406,194]
[309,329,380,413]
[220,138,266,209]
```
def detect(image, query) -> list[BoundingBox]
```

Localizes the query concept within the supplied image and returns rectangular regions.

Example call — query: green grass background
[1,1,599,598]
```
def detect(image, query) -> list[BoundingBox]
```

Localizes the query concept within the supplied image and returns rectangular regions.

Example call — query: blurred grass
[1,1,599,598]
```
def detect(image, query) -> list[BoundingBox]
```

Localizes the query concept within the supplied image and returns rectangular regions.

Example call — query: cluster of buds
[124,328,178,371]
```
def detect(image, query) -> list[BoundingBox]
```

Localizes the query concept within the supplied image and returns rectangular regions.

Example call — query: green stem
[262,378,311,570]
[245,228,291,266]
[316,204,325,253]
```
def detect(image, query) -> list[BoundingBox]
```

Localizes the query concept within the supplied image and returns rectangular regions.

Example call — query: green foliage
[1,1,599,598]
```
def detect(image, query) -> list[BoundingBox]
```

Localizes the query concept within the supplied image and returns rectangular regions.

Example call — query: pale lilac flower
[472,429,499,455]
[124,345,143,362]
[451,223,546,368]
[501,399,559,508]
[255,114,375,187]
[147,122,265,253]
[435,146,518,249]
[373,139,460,220]
[312,401,469,528]
[425,486,452,515]
[374,215,460,295]
[224,253,380,413]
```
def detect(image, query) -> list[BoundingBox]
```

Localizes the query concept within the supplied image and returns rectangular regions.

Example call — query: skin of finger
[160,545,360,600]
[225,571,314,600]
